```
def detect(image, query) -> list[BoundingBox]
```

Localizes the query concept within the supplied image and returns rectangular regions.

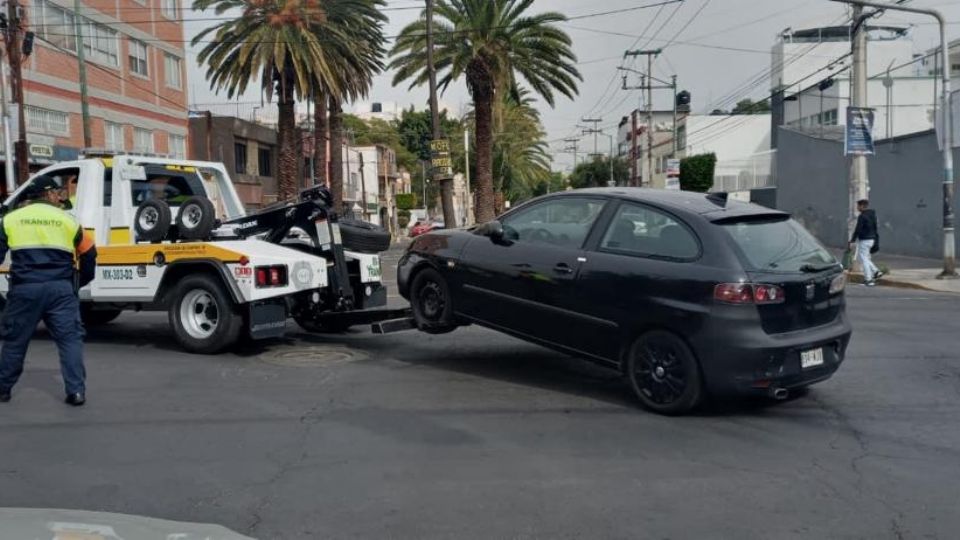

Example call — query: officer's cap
[23,176,61,199]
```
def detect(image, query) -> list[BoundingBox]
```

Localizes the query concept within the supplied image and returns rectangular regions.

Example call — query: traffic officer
[0,176,97,406]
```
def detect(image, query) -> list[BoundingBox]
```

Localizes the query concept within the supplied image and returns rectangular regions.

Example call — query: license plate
[800,348,824,369]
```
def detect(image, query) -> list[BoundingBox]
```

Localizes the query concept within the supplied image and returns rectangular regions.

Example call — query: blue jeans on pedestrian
[0,280,86,395]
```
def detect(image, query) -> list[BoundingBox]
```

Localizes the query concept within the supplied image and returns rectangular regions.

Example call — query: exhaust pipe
[769,387,789,400]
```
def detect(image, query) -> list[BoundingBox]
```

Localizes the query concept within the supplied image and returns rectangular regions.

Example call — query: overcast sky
[184,0,960,172]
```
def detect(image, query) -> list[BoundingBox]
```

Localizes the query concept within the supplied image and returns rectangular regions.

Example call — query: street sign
[845,107,875,156]
[665,158,680,190]
[429,138,453,179]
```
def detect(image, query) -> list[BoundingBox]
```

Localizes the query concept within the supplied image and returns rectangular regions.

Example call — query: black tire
[625,330,704,415]
[293,313,351,333]
[168,274,242,354]
[176,197,217,241]
[339,219,391,253]
[80,305,122,326]
[134,200,172,242]
[409,267,457,334]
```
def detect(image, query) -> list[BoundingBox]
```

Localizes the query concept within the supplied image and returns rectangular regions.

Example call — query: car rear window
[720,217,836,272]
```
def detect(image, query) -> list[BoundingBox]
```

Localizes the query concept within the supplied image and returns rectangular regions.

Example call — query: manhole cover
[259,345,366,367]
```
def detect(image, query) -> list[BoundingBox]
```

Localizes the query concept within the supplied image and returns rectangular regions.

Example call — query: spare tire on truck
[176,197,217,241]
[338,219,391,253]
[134,199,172,242]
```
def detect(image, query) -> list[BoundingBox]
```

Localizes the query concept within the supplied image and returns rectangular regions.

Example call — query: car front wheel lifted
[410,267,457,334]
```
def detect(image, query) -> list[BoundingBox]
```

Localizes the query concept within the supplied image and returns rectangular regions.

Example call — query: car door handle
[553,263,574,274]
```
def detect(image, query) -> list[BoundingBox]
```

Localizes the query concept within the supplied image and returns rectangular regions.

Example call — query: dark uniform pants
[0,280,85,395]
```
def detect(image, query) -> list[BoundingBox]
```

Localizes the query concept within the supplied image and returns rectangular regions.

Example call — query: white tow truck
[0,152,394,353]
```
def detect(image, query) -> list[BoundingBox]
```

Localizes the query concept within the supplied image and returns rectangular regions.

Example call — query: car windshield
[720,216,836,272]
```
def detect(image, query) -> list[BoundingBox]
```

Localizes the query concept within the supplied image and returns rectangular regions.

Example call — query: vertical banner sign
[665,158,681,190]
[845,107,876,156]
[429,138,453,179]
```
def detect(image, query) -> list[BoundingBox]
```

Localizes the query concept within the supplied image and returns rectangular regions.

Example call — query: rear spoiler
[707,211,789,224]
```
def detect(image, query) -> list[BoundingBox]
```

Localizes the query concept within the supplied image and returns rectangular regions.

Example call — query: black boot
[65,393,85,406]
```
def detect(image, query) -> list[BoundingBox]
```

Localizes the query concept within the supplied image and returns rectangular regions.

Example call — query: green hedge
[396,193,417,210]
[679,153,716,193]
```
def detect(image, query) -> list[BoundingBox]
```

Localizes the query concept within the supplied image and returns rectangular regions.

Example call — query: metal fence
[710,149,777,193]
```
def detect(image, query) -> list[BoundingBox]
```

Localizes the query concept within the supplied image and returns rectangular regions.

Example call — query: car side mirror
[479,220,514,244]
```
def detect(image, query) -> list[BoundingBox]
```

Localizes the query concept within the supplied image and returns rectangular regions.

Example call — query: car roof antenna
[706,192,729,207]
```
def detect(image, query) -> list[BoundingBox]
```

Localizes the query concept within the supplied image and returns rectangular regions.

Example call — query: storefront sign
[429,138,453,179]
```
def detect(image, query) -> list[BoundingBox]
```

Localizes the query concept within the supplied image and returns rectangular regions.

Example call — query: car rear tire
[134,200,172,242]
[176,197,217,241]
[410,267,457,334]
[339,219,391,253]
[80,305,122,326]
[626,330,703,415]
[168,274,242,354]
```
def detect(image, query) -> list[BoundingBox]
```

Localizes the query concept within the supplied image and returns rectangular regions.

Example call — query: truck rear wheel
[169,274,242,354]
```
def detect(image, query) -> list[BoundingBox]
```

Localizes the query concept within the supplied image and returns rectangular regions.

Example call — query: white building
[681,115,773,192]
[772,25,937,141]
[342,145,380,225]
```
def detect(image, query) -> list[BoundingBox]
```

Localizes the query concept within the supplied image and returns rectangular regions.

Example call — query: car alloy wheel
[418,281,446,322]
[627,330,703,414]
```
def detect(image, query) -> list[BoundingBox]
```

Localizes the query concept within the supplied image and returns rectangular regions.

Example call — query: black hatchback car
[398,188,852,414]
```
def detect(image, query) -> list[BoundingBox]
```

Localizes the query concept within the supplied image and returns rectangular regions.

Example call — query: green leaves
[679,153,717,193]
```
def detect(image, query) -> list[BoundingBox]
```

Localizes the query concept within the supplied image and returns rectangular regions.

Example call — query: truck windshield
[720,216,836,272]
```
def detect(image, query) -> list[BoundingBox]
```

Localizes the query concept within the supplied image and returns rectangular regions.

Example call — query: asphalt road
[1,254,959,539]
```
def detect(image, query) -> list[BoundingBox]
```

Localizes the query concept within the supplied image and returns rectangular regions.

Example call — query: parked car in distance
[410,220,445,238]
[398,188,852,414]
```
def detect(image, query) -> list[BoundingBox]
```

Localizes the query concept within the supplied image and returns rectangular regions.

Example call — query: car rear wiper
[800,263,838,273]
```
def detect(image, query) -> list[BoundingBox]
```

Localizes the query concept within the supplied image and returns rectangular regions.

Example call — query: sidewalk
[832,249,960,294]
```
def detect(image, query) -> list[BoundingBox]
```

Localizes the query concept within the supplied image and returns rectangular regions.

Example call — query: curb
[846,271,956,293]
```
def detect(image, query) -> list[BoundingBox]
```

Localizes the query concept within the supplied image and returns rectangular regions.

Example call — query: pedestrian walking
[850,199,884,286]
[0,177,97,405]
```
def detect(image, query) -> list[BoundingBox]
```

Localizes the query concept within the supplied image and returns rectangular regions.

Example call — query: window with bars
[168,134,186,159]
[234,141,247,174]
[26,106,69,136]
[134,128,154,153]
[164,54,182,89]
[105,121,125,150]
[128,39,148,76]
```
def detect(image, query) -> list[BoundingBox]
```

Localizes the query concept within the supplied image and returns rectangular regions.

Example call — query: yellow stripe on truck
[97,243,245,265]
[109,228,132,244]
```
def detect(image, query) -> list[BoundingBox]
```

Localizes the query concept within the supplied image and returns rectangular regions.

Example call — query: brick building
[20,0,188,167]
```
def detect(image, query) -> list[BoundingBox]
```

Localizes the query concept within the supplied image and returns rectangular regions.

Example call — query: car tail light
[714,283,785,305]
[255,265,288,288]
[829,273,846,294]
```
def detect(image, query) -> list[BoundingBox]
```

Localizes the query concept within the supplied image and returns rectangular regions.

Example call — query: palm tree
[390,0,581,223]
[466,88,551,205]
[309,0,386,213]
[193,0,338,200]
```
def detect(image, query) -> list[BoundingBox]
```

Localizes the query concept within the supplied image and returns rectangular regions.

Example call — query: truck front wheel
[169,274,242,354]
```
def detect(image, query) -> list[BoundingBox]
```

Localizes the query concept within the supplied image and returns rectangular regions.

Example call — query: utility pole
[581,118,602,156]
[74,0,91,148]
[625,49,661,187]
[832,0,955,277]
[849,5,869,243]
[425,0,456,228]
[671,75,678,155]
[464,127,471,225]
[0,16,15,195]
[6,0,27,184]
[563,138,579,168]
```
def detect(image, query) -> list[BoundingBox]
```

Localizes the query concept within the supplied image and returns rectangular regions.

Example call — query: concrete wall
[776,127,960,258]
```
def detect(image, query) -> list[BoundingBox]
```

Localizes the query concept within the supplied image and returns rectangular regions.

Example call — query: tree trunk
[313,87,328,186]
[328,95,344,214]
[276,98,298,201]
[473,85,496,223]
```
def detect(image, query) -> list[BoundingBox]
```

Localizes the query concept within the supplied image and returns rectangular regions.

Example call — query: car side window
[131,168,205,206]
[502,198,605,249]
[599,202,699,260]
